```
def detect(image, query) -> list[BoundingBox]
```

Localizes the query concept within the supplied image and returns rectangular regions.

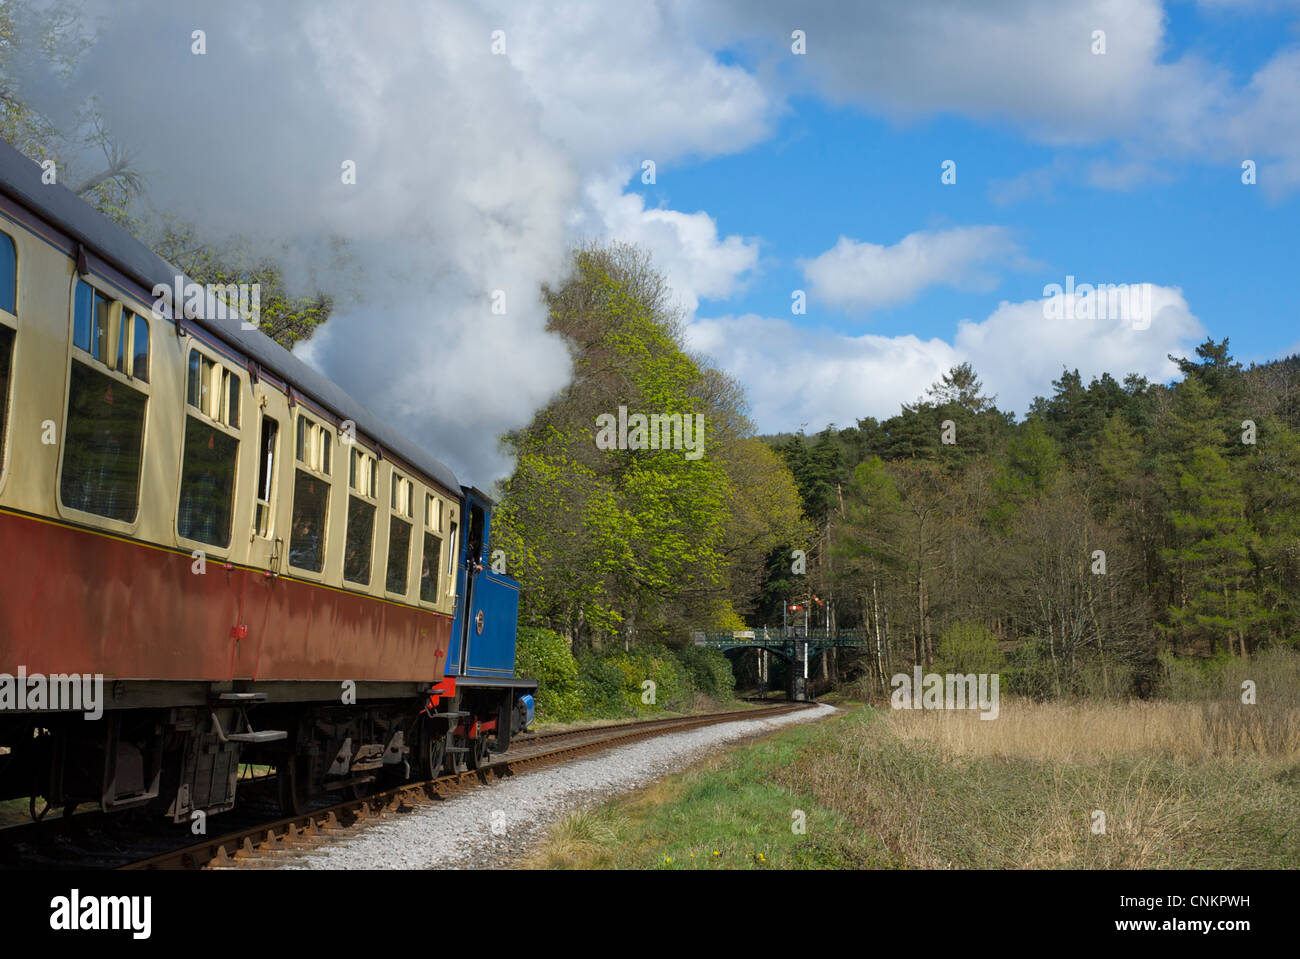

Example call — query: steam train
[0,138,536,825]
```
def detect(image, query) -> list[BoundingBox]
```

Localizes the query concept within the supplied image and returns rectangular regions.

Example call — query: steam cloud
[13,0,588,487]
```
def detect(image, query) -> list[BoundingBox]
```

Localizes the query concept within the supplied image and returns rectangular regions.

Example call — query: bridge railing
[692,628,873,649]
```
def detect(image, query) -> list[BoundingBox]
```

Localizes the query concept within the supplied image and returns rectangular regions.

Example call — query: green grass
[525,706,890,869]
[525,703,1300,869]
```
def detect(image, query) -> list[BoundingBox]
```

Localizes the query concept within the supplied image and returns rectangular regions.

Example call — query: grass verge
[524,700,1300,869]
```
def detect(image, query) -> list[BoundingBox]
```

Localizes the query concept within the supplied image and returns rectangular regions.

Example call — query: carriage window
[72,281,112,363]
[289,469,329,572]
[343,447,377,585]
[253,416,279,538]
[73,286,147,383]
[295,415,332,473]
[419,492,444,603]
[386,472,413,594]
[186,350,238,426]
[177,349,240,546]
[112,315,128,373]
[0,326,13,476]
[386,514,411,594]
[132,312,149,381]
[108,309,149,382]
[224,368,239,428]
[0,232,14,315]
[349,446,377,498]
[419,531,442,603]
[344,496,375,585]
[177,418,238,547]
[390,473,413,517]
[59,359,146,521]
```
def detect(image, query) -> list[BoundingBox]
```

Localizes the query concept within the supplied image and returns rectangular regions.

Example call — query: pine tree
[1159,444,1263,656]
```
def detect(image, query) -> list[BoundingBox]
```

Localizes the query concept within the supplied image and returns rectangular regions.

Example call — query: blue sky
[45,0,1300,480]
[650,99,1295,360]
[605,1,1300,427]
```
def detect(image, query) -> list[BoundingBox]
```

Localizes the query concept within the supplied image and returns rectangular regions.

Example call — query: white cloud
[686,285,1204,431]
[686,0,1300,189]
[1223,48,1300,195]
[688,0,1171,140]
[799,227,1023,313]
[955,284,1203,412]
[12,0,777,485]
[578,177,759,313]
[491,0,773,169]
[687,315,961,430]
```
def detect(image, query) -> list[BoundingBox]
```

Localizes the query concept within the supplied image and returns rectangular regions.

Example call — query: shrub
[1001,638,1058,699]
[520,632,742,722]
[673,644,736,700]
[933,620,1005,675]
[622,644,692,712]
[577,653,633,718]
[515,626,583,721]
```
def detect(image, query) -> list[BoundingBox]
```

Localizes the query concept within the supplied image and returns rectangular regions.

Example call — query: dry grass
[772,700,1300,868]
[530,808,630,868]
[523,695,1300,870]
[880,698,1300,764]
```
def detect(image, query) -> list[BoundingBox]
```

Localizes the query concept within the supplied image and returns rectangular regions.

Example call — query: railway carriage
[0,139,535,824]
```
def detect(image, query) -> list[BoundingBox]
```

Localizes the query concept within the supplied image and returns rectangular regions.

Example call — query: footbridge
[692,628,873,701]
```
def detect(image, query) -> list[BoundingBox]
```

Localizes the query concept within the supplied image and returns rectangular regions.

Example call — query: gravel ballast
[269,702,838,869]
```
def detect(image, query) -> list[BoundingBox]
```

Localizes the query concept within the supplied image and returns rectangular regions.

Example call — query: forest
[495,242,1300,705]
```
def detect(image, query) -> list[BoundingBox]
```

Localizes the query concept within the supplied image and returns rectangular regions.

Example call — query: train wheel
[343,781,372,802]
[277,755,310,817]
[419,729,447,781]
[466,734,490,771]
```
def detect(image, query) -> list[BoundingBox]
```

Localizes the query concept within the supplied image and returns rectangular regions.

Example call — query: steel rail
[120,702,813,870]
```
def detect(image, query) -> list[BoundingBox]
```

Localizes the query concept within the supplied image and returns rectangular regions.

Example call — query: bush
[1000,638,1058,699]
[622,644,693,712]
[520,632,741,722]
[515,626,583,721]
[1158,646,1300,755]
[673,644,736,700]
[577,653,632,718]
[1159,647,1239,701]
[1075,654,1137,700]
[933,620,1005,675]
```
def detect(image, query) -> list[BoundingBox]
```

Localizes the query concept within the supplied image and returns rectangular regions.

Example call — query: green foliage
[576,653,633,718]
[999,639,1059,699]
[672,645,737,700]
[812,336,1299,704]
[620,645,693,711]
[517,642,742,722]
[933,619,1005,674]
[496,243,805,645]
[148,220,339,349]
[776,428,844,524]
[990,418,1062,524]
[515,627,583,722]
[1158,647,1241,702]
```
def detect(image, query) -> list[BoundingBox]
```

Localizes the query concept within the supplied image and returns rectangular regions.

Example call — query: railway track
[0,702,809,871]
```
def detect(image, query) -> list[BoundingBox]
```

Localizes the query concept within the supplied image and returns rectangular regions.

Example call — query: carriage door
[449,497,485,675]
